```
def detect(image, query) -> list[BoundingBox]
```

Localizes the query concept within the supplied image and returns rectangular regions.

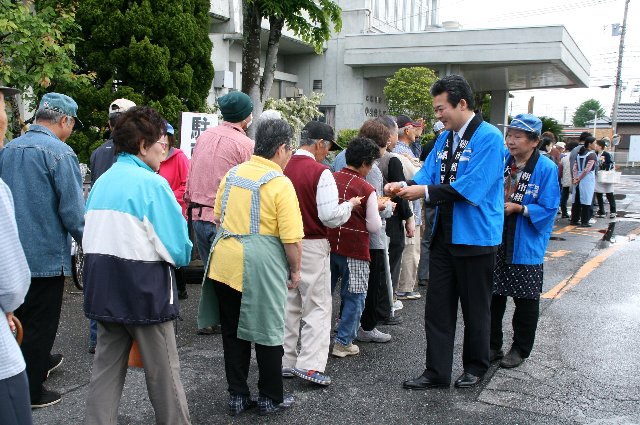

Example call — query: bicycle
[71,239,84,291]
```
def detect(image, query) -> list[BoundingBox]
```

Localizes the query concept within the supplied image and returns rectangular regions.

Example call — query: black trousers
[596,192,616,214]
[571,184,592,225]
[214,281,284,403]
[560,186,571,216]
[490,295,540,357]
[14,275,65,401]
[423,236,495,380]
[361,250,385,331]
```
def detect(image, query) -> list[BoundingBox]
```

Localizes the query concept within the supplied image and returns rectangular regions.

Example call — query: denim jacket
[0,125,85,277]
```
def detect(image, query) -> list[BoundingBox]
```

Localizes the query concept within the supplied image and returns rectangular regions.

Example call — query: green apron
[197,165,289,346]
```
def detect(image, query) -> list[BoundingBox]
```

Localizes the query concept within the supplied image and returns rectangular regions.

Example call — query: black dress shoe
[402,375,449,390]
[489,349,504,362]
[500,348,525,369]
[454,372,483,388]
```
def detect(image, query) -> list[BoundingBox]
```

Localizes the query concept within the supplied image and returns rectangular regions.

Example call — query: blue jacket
[0,125,85,277]
[506,154,560,265]
[413,121,505,247]
[83,154,192,325]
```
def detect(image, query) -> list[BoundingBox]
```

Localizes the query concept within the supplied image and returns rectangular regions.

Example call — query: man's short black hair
[578,131,593,142]
[345,137,381,168]
[430,75,475,109]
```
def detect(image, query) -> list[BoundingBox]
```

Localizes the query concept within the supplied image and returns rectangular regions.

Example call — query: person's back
[89,139,116,185]
[0,123,84,275]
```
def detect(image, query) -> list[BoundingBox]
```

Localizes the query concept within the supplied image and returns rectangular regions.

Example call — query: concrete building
[207,0,591,130]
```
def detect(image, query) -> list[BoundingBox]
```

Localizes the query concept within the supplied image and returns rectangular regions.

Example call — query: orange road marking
[547,249,571,258]
[553,225,577,235]
[542,244,623,299]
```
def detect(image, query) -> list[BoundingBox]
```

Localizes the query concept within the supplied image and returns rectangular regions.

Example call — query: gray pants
[85,321,191,425]
[0,370,32,425]
[418,205,436,281]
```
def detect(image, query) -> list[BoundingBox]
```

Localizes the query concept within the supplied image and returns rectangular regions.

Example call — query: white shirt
[294,149,353,228]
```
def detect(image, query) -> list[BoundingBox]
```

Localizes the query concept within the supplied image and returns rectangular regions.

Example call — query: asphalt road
[32,176,640,425]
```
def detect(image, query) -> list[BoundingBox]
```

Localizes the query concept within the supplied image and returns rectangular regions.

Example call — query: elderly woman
[594,138,617,219]
[490,114,560,369]
[197,119,303,416]
[83,106,193,424]
[570,135,597,227]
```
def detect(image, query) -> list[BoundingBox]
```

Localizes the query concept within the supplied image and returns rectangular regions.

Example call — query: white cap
[109,98,136,116]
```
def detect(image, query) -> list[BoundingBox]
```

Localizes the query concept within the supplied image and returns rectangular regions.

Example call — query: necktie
[452,133,460,153]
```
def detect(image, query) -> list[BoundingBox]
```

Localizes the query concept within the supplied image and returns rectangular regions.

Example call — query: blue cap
[38,92,83,130]
[502,113,542,136]
[166,122,174,135]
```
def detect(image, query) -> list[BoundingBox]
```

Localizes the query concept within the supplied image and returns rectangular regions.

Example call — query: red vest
[327,168,375,261]
[283,154,328,239]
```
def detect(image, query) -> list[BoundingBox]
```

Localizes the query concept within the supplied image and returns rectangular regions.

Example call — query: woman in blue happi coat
[490,114,560,369]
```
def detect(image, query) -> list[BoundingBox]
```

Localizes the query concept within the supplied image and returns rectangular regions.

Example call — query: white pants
[283,238,332,372]
[398,225,421,293]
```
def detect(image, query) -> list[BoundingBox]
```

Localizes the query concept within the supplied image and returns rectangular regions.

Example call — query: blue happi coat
[413,121,505,247]
[504,153,560,265]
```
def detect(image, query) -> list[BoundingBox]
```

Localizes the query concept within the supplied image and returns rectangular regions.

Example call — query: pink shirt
[185,122,254,222]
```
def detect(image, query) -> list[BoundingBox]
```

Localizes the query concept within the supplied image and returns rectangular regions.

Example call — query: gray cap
[0,86,20,97]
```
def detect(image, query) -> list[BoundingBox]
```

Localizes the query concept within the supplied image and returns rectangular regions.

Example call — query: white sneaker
[357,327,391,343]
[589,218,597,224]
[393,300,403,311]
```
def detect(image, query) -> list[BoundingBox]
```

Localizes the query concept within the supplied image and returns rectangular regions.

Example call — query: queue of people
[0,74,615,424]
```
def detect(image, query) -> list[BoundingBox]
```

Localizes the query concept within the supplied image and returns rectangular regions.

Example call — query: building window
[313,80,323,91]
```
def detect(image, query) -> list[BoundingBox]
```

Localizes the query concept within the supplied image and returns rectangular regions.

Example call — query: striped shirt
[0,179,30,380]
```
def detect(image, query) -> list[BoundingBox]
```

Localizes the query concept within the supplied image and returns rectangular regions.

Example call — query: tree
[40,0,214,163]
[573,99,606,127]
[539,116,563,141]
[263,92,324,138]
[0,0,91,137]
[383,67,438,122]
[241,0,342,135]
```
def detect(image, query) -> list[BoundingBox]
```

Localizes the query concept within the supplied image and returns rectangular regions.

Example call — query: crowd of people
[0,73,619,424]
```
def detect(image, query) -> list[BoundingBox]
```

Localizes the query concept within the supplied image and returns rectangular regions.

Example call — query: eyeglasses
[156,140,169,150]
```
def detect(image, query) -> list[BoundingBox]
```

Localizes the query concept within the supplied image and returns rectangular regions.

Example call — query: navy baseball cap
[501,113,542,136]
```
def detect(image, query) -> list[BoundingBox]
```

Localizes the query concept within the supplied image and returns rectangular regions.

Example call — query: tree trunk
[260,16,284,108]
[11,95,22,141]
[241,0,262,138]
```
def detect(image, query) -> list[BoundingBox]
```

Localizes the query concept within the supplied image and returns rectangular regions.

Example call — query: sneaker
[47,354,63,378]
[357,327,391,343]
[228,393,257,416]
[610,213,617,218]
[589,218,597,224]
[331,342,360,358]
[595,212,606,218]
[292,368,332,386]
[579,224,593,228]
[405,291,422,300]
[380,315,403,326]
[392,299,403,311]
[31,389,61,409]
[282,367,295,378]
[257,394,295,415]
[197,325,220,335]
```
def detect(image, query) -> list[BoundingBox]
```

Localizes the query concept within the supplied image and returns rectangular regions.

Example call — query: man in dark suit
[386,75,505,389]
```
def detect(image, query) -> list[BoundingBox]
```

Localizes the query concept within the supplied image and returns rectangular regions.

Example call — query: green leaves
[384,67,438,122]
[264,92,324,140]
[572,99,606,127]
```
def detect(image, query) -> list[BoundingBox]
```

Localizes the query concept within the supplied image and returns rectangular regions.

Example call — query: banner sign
[180,112,218,158]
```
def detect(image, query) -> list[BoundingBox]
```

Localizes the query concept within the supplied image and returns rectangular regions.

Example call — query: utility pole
[610,0,630,135]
